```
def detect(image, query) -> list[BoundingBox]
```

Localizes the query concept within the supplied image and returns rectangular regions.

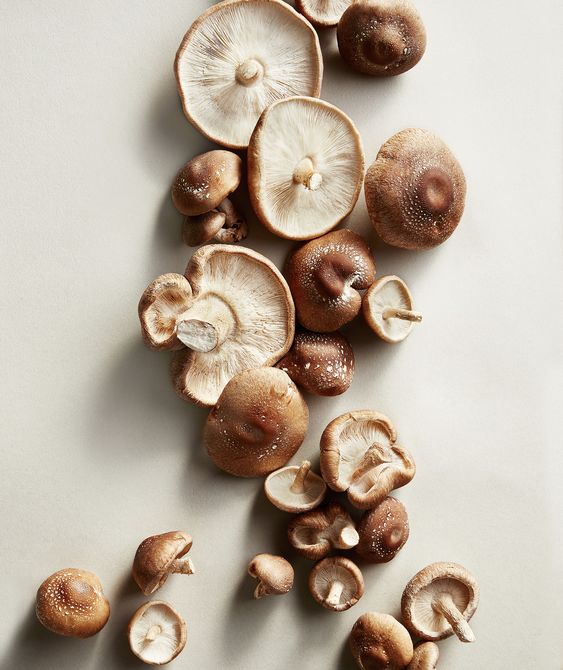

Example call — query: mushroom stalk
[145,625,162,642]
[335,526,360,549]
[293,157,323,191]
[290,460,311,493]
[176,300,236,353]
[254,581,269,599]
[170,558,195,575]
[382,307,423,322]
[432,594,475,643]
[351,442,389,481]
[326,581,344,606]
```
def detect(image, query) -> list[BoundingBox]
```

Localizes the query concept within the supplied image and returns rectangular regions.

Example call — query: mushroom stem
[382,307,422,322]
[170,558,195,575]
[177,319,222,352]
[432,594,475,643]
[335,526,360,549]
[293,157,323,191]
[235,59,264,86]
[254,581,269,599]
[290,460,311,493]
[145,624,161,642]
[326,581,344,606]
[351,442,389,481]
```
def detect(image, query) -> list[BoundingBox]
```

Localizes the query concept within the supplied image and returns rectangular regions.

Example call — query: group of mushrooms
[34,0,477,667]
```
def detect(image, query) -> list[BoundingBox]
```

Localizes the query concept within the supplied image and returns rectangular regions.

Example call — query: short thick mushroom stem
[335,526,360,550]
[382,307,423,322]
[351,443,390,481]
[326,581,344,606]
[293,157,323,191]
[176,301,235,353]
[170,558,195,575]
[254,581,271,599]
[432,593,475,643]
[290,461,311,493]
[145,625,162,642]
[235,59,264,86]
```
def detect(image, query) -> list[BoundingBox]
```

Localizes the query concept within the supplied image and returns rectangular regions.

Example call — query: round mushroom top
[128,600,187,666]
[264,461,326,512]
[356,496,409,563]
[36,568,110,638]
[248,97,364,240]
[309,556,364,611]
[407,642,440,670]
[133,531,193,595]
[248,554,294,595]
[363,275,420,344]
[296,0,353,27]
[365,128,466,250]
[175,0,322,149]
[349,612,414,670]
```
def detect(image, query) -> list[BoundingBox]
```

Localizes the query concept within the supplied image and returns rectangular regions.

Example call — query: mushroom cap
[175,0,322,150]
[171,245,295,407]
[401,562,480,641]
[171,150,242,216]
[309,556,364,611]
[248,554,294,596]
[36,568,110,638]
[288,501,359,560]
[128,600,187,665]
[132,531,193,595]
[276,329,355,396]
[356,496,409,563]
[337,0,427,77]
[363,275,420,343]
[182,211,227,247]
[349,612,414,670]
[248,97,364,240]
[204,367,309,477]
[320,410,415,509]
[296,0,353,27]
[285,230,376,332]
[407,642,440,670]
[264,461,326,512]
[365,128,466,249]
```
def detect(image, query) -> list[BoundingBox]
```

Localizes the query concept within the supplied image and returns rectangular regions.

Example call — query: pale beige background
[1,1,562,669]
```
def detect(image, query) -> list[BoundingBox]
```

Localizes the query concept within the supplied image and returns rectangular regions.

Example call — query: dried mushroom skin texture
[320,410,415,509]
[128,601,187,665]
[175,0,322,149]
[132,531,194,596]
[297,0,352,26]
[363,275,421,343]
[356,496,409,563]
[248,97,364,240]
[350,612,414,670]
[264,461,326,512]
[309,556,364,611]
[248,554,294,598]
[288,502,359,559]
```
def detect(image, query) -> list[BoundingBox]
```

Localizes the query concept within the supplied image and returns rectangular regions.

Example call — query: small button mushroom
[309,556,364,611]
[288,502,359,560]
[128,600,187,665]
[407,642,440,670]
[248,554,294,599]
[365,129,466,250]
[204,367,309,477]
[356,496,409,563]
[285,230,376,332]
[320,410,415,510]
[296,0,352,27]
[401,562,480,643]
[264,460,326,512]
[35,568,110,638]
[132,531,195,596]
[276,329,355,396]
[338,0,427,77]
[349,612,414,670]
[363,275,422,344]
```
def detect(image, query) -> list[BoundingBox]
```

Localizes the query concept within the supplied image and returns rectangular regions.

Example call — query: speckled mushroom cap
[338,0,426,77]
[320,410,415,510]
[204,367,309,477]
[309,556,364,611]
[365,128,466,249]
[296,0,352,26]
[407,642,440,670]
[285,230,376,332]
[175,0,322,149]
[264,460,326,512]
[248,554,294,598]
[401,562,480,643]
[132,531,195,596]
[349,612,414,670]
[128,601,187,666]
[363,275,422,343]
[36,568,110,638]
[356,496,409,563]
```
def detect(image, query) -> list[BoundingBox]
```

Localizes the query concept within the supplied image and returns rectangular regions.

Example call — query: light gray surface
[1,1,562,668]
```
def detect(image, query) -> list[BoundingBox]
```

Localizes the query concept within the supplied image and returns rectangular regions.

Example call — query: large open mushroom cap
[264,460,326,512]
[171,245,295,407]
[248,97,364,240]
[356,496,409,563]
[248,553,294,598]
[349,612,414,670]
[407,642,440,670]
[174,0,322,150]
[401,562,480,643]
[309,556,364,611]
[128,600,187,665]
[363,275,422,344]
[296,0,353,27]
[133,531,194,596]
[320,410,415,510]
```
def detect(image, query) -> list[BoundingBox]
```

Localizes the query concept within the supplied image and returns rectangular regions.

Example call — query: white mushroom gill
[299,0,352,26]
[337,419,396,486]
[367,277,420,341]
[130,604,184,665]
[316,564,358,605]
[412,578,472,639]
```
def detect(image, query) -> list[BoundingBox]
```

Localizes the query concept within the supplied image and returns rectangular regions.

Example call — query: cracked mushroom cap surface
[356,496,409,563]
[264,460,326,512]
[365,128,466,249]
[36,568,110,638]
[133,531,194,596]
[204,367,309,477]
[407,642,440,670]
[363,275,421,343]
[128,600,187,665]
[285,230,376,332]
[248,554,294,598]
[175,0,322,149]
[170,245,295,407]
[309,556,364,611]
[296,0,353,26]
[349,612,414,670]
[320,410,415,509]
[248,97,364,240]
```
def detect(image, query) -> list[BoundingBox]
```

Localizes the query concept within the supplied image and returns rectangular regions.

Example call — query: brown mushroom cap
[288,501,359,560]
[285,230,376,332]
[309,556,364,611]
[182,211,227,247]
[248,554,294,598]
[264,460,326,512]
[407,642,440,670]
[36,568,110,638]
[204,367,309,477]
[132,531,195,596]
[365,128,466,249]
[338,0,426,77]
[401,562,479,643]
[128,600,187,665]
[363,275,422,343]
[296,0,353,27]
[349,612,414,669]
[276,329,355,396]
[356,496,409,563]
[320,410,415,510]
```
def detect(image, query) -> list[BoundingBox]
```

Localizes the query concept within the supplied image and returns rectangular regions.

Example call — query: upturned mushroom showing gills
[401,562,480,643]
[365,128,466,250]
[248,554,294,599]
[288,502,359,560]
[36,568,110,638]
[320,410,415,510]
[175,0,322,149]
[309,556,364,611]
[337,0,427,77]
[264,460,326,512]
[407,642,440,670]
[204,367,309,477]
[349,612,414,670]
[363,275,422,343]
[132,531,195,596]
[285,230,376,332]
[356,496,409,563]
[296,0,352,27]
[248,97,364,240]
[128,601,187,665]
